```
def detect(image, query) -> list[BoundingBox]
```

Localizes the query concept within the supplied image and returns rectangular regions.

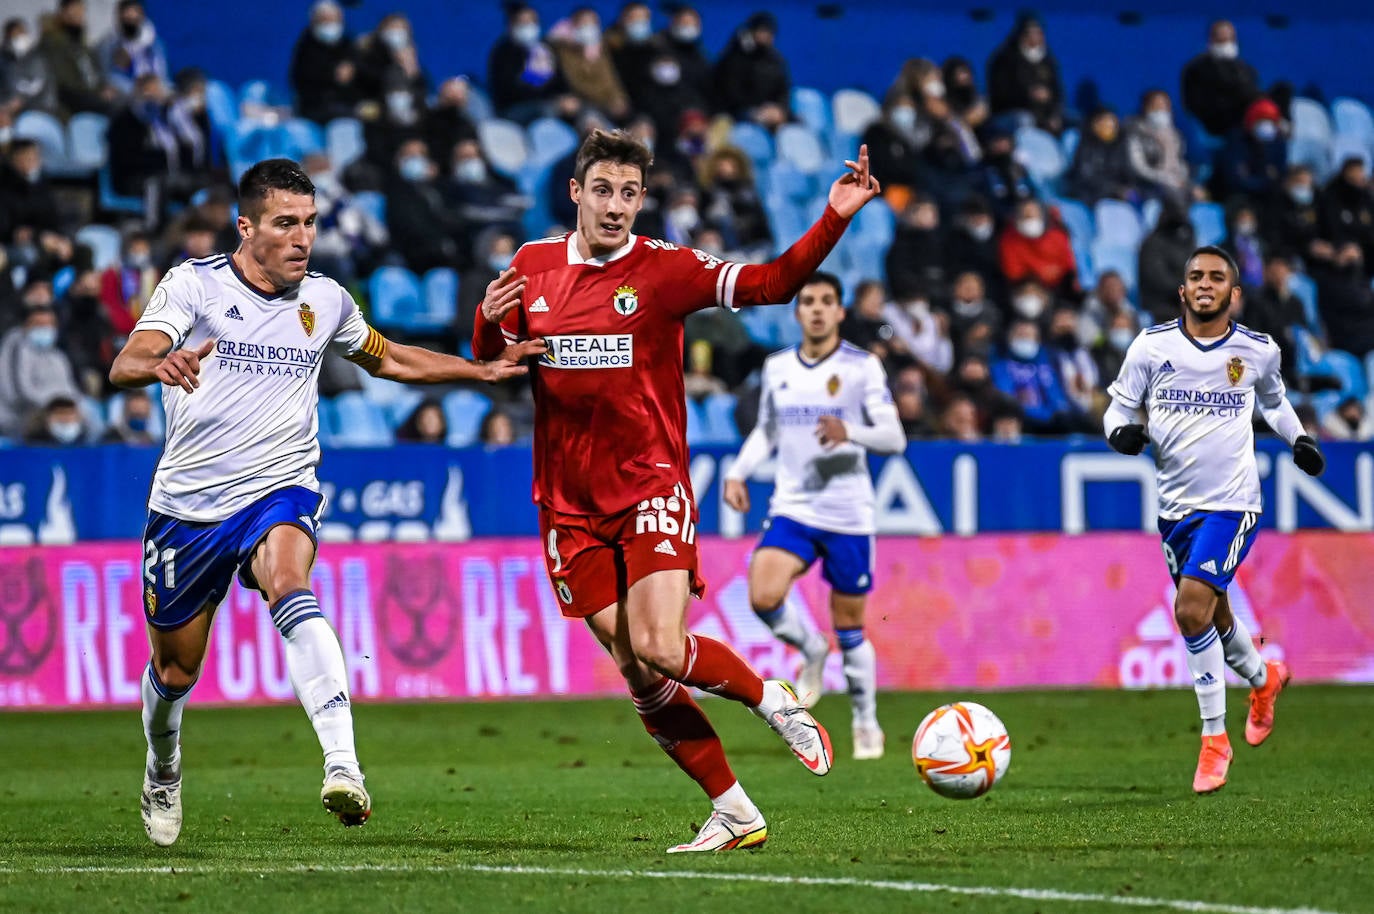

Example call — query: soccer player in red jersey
[473,129,881,852]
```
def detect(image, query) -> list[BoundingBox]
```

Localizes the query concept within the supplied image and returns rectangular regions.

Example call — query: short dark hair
[797,271,844,304]
[1186,245,1240,284]
[237,158,314,222]
[9,138,38,157]
[573,128,653,185]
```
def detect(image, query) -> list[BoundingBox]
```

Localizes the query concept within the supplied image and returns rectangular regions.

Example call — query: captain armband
[344,326,388,372]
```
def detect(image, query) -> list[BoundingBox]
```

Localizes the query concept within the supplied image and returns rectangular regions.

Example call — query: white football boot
[141,756,183,847]
[666,810,768,853]
[321,767,371,827]
[753,680,833,776]
[852,724,886,761]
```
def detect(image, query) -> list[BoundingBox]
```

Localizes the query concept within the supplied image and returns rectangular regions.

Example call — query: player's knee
[630,632,686,677]
[751,588,787,616]
[150,657,198,694]
[1173,588,1216,635]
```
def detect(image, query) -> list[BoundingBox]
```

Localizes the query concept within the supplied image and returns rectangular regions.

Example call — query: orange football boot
[1193,732,1232,794]
[1245,660,1291,747]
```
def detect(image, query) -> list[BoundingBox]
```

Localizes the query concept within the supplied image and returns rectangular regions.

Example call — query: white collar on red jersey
[566,232,639,267]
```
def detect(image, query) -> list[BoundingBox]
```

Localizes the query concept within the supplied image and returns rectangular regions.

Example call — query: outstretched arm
[351,335,546,385]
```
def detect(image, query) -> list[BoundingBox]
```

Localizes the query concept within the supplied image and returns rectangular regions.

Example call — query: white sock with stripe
[272,590,359,775]
[1183,626,1227,736]
[838,628,878,729]
[1218,616,1267,688]
[142,664,191,782]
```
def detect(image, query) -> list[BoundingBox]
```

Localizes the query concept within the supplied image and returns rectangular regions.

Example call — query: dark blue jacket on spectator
[990,346,1074,426]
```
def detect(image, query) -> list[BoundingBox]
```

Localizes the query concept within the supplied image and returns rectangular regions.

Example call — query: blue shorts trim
[1157,510,1259,592]
[140,486,324,630]
[757,515,874,595]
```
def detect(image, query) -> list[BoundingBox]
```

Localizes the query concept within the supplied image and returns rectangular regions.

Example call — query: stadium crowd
[2,0,1374,446]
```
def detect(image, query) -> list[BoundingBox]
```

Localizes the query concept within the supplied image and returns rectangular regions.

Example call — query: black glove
[1108,423,1149,455]
[1292,435,1325,476]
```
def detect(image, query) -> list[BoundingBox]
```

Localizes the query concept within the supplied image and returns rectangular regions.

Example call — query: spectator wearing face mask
[1321,396,1374,441]
[713,11,791,128]
[97,0,168,95]
[1222,202,1266,290]
[698,148,770,256]
[1077,269,1137,347]
[103,387,158,444]
[1319,156,1374,268]
[0,303,80,436]
[945,195,1004,299]
[57,268,115,396]
[443,138,528,245]
[638,49,706,146]
[1211,97,1287,205]
[1264,165,1330,266]
[303,153,388,283]
[355,13,427,108]
[386,138,467,273]
[459,227,519,345]
[840,280,899,360]
[986,13,1064,134]
[41,0,119,116]
[862,94,925,206]
[658,5,712,109]
[1,18,59,116]
[0,140,61,244]
[606,3,660,111]
[1091,309,1140,386]
[990,319,1082,434]
[23,395,87,446]
[1181,19,1261,137]
[941,56,988,129]
[1046,305,1099,415]
[945,271,1004,362]
[885,195,947,304]
[1312,243,1374,359]
[488,4,567,125]
[548,8,630,123]
[107,73,177,201]
[1242,254,1310,385]
[98,230,155,337]
[1068,107,1135,204]
[900,58,981,205]
[1125,89,1191,204]
[999,199,1079,301]
[424,77,479,163]
[289,0,359,124]
[166,67,212,180]
[1138,197,1197,322]
[973,124,1035,220]
[950,353,1016,431]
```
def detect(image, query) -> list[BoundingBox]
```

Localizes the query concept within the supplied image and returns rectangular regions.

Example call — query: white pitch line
[0,861,1344,914]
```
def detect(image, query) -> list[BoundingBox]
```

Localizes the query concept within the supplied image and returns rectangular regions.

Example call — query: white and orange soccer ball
[911,701,1012,799]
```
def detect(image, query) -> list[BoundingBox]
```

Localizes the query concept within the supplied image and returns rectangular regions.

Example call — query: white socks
[272,591,359,776]
[142,663,190,781]
[1220,617,1268,688]
[840,635,878,730]
[1183,626,1226,736]
[755,602,815,652]
[710,781,761,822]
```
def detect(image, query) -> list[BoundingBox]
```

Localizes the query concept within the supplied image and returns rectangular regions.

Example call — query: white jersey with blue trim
[750,342,894,535]
[133,254,379,522]
[1108,319,1286,520]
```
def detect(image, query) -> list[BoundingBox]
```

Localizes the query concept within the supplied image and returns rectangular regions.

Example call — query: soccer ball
[911,701,1011,799]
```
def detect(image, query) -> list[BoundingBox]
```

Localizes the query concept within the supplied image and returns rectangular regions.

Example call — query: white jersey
[1108,319,1286,520]
[747,342,894,535]
[133,254,384,521]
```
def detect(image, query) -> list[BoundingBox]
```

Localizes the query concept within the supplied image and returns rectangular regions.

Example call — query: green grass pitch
[1,687,1370,914]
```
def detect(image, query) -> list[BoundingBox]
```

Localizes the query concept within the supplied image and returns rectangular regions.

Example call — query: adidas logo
[1195,672,1218,685]
[654,539,677,556]
[320,691,350,711]
[1200,559,1219,575]
[224,304,244,320]
[529,296,549,313]
[1159,360,1175,373]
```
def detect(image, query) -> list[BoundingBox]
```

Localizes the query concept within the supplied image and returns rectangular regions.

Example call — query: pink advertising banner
[1,534,1372,709]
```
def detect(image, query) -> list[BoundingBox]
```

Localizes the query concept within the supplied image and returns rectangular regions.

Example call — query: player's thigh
[748,547,809,609]
[1159,510,1258,595]
[623,568,693,669]
[540,509,622,619]
[141,510,238,681]
[584,602,659,690]
[147,607,216,690]
[240,487,325,604]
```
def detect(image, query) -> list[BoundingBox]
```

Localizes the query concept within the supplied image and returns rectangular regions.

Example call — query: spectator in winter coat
[986,13,1064,134]
[1181,19,1260,137]
[998,199,1079,301]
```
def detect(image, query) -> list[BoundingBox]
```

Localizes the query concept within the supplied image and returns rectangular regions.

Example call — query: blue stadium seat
[442,389,493,447]
[1329,134,1371,172]
[205,79,236,131]
[729,122,774,166]
[331,392,393,447]
[1140,197,1163,232]
[465,84,494,122]
[358,369,423,427]
[1290,98,1333,145]
[792,86,831,135]
[66,113,108,172]
[367,266,423,331]
[776,123,826,175]
[76,224,121,270]
[831,89,880,140]
[1093,198,1142,247]
[351,190,386,225]
[1189,202,1227,247]
[15,110,67,168]
[325,117,365,168]
[1090,240,1137,293]
[1055,198,1094,246]
[699,393,740,445]
[477,118,529,177]
[317,396,341,447]
[761,160,814,202]
[1286,271,1321,332]
[684,395,707,446]
[418,268,459,331]
[1324,349,1368,400]
[526,117,579,169]
[1015,126,1066,192]
[1332,97,1374,147]
[98,164,143,214]
[1288,136,1331,179]
[1060,127,1080,163]
[283,118,325,156]
[855,197,895,248]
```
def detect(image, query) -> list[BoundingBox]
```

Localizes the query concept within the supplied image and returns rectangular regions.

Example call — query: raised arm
[110,330,215,392]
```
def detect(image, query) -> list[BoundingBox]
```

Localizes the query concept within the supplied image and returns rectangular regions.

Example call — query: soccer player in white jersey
[723,273,905,760]
[109,159,543,845]
[1104,245,1324,794]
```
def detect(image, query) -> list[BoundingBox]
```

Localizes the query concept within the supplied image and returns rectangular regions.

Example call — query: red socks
[677,634,766,707]
[631,677,737,799]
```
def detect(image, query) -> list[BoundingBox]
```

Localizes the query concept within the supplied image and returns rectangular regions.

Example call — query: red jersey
[474,206,851,516]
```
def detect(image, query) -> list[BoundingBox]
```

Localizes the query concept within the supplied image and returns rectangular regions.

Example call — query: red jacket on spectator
[998,222,1078,295]
[98,266,152,336]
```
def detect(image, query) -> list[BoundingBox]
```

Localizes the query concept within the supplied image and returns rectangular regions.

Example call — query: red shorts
[539,485,705,618]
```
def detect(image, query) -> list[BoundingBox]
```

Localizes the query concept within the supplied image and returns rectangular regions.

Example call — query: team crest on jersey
[299,302,315,336]
[827,374,842,396]
[613,285,638,316]
[144,585,157,618]
[554,577,574,605]
[1226,357,1245,385]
